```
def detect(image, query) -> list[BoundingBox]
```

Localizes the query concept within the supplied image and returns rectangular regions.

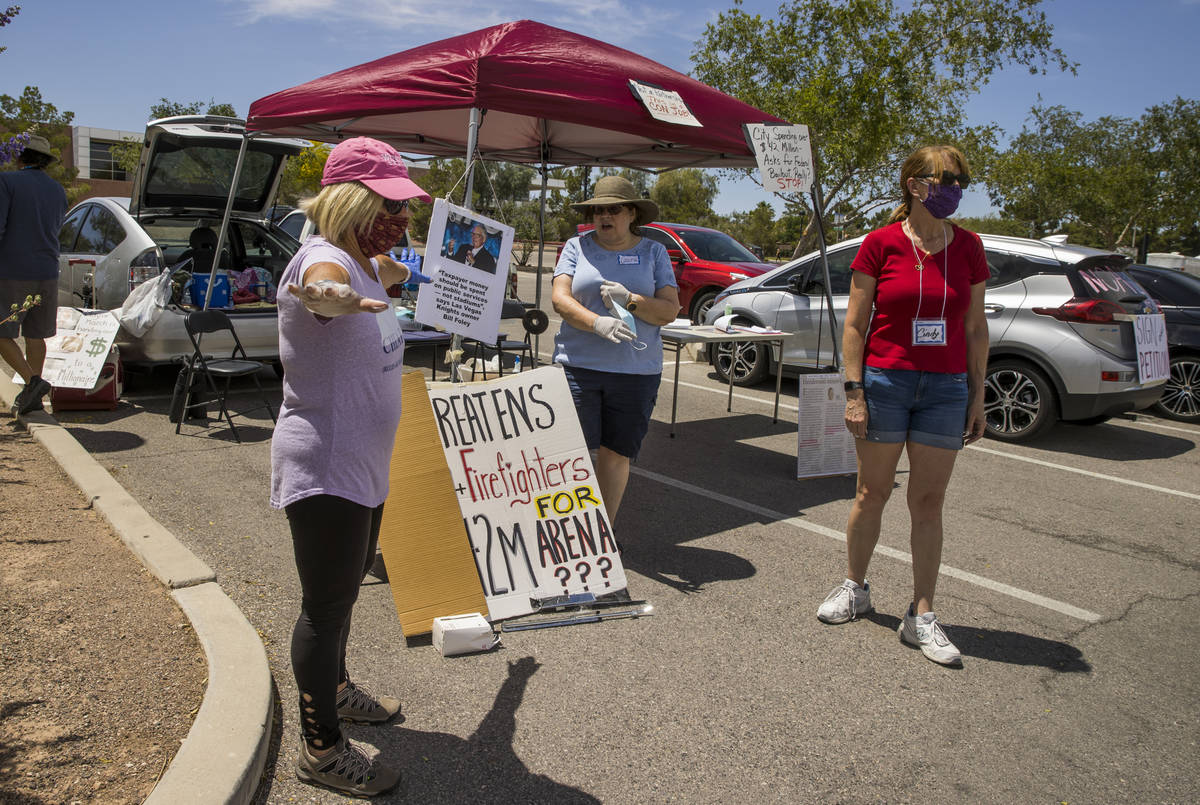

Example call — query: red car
[564,222,777,322]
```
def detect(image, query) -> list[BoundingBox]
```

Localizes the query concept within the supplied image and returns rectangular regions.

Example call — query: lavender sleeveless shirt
[270,237,406,510]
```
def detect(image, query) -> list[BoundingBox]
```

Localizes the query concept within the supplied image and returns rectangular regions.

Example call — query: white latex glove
[592,315,635,343]
[599,280,632,312]
[287,280,388,317]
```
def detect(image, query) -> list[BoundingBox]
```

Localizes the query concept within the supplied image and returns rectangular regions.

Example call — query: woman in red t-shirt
[815,145,989,667]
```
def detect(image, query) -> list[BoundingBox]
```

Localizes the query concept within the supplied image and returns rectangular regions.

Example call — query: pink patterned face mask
[355,211,409,257]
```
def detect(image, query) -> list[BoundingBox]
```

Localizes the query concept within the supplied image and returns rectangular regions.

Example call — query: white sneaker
[899,609,962,665]
[816,579,872,624]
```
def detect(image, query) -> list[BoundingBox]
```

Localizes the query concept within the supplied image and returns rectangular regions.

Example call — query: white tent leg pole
[451,107,483,382]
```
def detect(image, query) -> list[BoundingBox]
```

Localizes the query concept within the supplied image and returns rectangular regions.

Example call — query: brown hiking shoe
[296,735,401,797]
[337,679,401,724]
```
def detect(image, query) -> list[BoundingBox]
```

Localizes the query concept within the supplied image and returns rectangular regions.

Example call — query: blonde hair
[299,181,383,247]
[887,145,970,223]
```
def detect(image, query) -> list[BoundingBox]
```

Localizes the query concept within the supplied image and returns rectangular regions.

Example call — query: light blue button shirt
[552,232,677,375]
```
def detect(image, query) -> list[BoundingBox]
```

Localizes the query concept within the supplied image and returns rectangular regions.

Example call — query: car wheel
[983,360,1058,442]
[689,288,720,324]
[1150,354,1200,423]
[711,335,770,386]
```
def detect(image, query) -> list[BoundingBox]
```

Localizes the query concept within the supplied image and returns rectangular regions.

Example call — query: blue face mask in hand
[613,300,648,351]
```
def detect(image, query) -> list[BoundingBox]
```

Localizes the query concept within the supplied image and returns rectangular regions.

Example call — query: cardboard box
[431,613,497,656]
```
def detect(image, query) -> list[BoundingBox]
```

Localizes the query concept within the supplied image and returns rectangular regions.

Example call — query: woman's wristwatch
[626,295,638,312]
[843,380,864,391]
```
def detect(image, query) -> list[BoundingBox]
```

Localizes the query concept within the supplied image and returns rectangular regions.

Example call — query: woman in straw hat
[551,175,681,520]
[271,137,431,796]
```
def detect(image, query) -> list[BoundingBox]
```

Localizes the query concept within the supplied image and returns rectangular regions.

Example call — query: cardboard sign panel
[379,371,489,637]
[428,366,628,621]
[743,123,815,194]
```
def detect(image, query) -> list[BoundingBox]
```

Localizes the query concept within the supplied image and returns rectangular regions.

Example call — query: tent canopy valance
[246,20,786,170]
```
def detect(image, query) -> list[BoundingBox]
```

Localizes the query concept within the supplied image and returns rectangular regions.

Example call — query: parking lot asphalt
[31,271,1200,803]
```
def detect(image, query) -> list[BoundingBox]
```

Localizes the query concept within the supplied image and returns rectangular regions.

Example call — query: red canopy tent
[246,19,785,170]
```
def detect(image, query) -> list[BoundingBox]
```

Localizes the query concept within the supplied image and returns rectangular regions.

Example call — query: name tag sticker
[618,254,641,265]
[912,318,947,346]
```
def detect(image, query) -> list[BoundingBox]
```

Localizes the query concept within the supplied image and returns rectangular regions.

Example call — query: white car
[56,115,309,365]
[706,232,1167,441]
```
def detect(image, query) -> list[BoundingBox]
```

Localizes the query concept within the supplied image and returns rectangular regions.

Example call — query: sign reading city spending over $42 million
[428,366,628,620]
[743,123,815,195]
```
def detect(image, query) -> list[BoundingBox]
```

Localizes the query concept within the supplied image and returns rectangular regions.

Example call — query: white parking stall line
[966,444,1200,502]
[1115,417,1200,437]
[633,467,1104,623]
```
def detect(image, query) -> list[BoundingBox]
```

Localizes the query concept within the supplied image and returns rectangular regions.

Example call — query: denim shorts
[560,364,660,459]
[864,366,969,450]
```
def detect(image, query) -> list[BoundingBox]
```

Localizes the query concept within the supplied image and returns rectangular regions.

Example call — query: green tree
[149,98,238,120]
[691,0,1074,254]
[1141,97,1200,254]
[0,86,84,202]
[111,98,242,175]
[987,104,1163,250]
[651,169,718,225]
[725,201,777,255]
[277,143,330,205]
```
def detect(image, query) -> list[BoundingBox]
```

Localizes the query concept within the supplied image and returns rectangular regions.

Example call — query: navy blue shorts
[0,279,57,339]
[560,364,660,459]
[864,366,969,450]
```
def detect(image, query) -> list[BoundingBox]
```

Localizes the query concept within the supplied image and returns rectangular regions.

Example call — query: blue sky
[3,0,1197,218]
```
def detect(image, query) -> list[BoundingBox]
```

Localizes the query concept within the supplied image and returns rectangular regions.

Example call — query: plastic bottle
[724,300,733,317]
[513,356,522,373]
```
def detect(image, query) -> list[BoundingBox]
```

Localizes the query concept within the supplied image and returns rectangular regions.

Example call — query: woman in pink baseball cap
[269,137,430,797]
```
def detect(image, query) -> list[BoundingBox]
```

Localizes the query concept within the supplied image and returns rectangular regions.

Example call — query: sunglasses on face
[383,198,410,215]
[592,204,630,216]
[919,170,971,189]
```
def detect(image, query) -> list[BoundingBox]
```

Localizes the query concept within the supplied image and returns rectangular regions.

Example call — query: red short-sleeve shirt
[850,221,989,373]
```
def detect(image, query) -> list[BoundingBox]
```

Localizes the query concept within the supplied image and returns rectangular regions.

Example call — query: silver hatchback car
[705,233,1167,441]
[56,116,308,365]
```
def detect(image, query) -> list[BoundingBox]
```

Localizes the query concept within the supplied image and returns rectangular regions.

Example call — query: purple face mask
[919,182,962,219]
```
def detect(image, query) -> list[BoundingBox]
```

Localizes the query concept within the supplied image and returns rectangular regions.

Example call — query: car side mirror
[666,249,687,264]
[787,274,811,295]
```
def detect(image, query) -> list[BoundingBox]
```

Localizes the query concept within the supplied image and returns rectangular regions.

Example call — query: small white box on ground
[432,613,498,656]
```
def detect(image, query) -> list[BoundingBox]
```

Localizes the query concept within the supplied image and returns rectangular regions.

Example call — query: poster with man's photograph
[416,199,513,343]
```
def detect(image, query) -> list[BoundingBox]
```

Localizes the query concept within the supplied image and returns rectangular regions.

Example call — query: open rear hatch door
[130,115,308,220]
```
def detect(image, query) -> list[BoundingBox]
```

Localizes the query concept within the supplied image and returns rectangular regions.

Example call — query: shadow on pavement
[1011,419,1194,461]
[864,612,1091,672]
[369,657,600,804]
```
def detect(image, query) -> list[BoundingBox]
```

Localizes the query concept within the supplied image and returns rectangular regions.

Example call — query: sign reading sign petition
[428,366,628,621]
[1133,313,1169,384]
[628,80,702,127]
[743,123,815,194]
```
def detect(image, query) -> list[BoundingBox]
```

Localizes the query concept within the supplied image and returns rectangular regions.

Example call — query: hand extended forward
[287,280,388,317]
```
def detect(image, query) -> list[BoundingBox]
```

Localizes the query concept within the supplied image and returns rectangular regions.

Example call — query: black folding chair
[175,310,276,442]
[466,300,538,379]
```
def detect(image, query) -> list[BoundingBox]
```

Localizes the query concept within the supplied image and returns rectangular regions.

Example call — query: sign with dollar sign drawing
[33,308,121,390]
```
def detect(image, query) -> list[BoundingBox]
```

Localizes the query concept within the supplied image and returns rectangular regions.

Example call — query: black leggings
[285,494,383,750]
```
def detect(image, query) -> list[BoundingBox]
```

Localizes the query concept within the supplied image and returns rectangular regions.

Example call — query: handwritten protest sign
[416,199,512,342]
[744,123,815,195]
[40,308,120,390]
[1133,313,1169,384]
[628,80,703,127]
[429,366,628,621]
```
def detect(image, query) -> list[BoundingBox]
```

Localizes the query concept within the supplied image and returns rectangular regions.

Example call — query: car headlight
[728,272,749,281]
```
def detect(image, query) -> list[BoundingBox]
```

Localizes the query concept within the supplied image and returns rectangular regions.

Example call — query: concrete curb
[2,373,273,805]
